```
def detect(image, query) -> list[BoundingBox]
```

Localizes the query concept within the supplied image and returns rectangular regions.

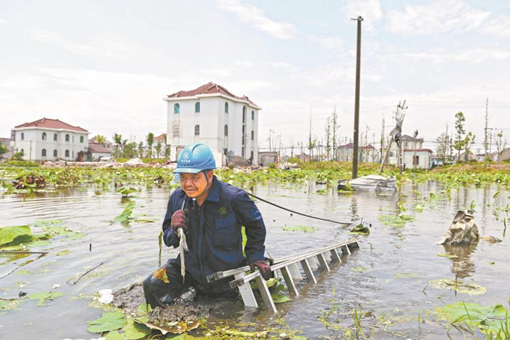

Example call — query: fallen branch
[66,262,104,285]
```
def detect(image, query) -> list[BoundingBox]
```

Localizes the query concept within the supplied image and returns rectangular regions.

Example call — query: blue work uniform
[143,176,266,307]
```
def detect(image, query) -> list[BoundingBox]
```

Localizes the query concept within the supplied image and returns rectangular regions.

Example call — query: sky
[1,0,510,154]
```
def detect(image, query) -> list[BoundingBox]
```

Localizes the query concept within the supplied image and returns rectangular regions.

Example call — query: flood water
[1,180,509,339]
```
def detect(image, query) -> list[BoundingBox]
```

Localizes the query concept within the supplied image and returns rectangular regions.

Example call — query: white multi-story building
[11,118,89,161]
[165,82,260,165]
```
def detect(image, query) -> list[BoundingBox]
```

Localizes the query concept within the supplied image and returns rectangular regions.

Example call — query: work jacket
[163,176,266,293]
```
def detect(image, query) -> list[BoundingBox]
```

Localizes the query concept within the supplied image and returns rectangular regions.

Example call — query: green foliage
[0,143,8,156]
[283,225,317,233]
[87,312,127,333]
[28,291,65,306]
[113,202,136,223]
[0,225,31,246]
[117,187,137,198]
[350,223,370,235]
[430,278,487,295]
[121,319,151,339]
[2,159,39,167]
[436,302,509,335]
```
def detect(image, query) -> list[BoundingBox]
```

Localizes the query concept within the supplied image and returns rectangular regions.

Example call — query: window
[21,133,24,140]
[80,136,84,143]
[224,124,228,136]
[65,150,70,157]
[42,149,47,157]
[42,132,47,141]
[65,134,70,142]
[173,125,180,137]
[413,155,420,166]
[252,111,255,120]
[242,106,246,123]
[225,102,228,113]
[54,133,58,141]
[251,130,254,141]
[53,150,57,157]
[174,103,180,114]
[194,125,200,136]
[195,102,200,113]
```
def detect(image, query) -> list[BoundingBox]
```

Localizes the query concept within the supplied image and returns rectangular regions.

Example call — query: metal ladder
[207,238,360,313]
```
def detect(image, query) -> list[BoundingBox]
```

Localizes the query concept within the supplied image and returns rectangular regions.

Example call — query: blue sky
[1,0,509,153]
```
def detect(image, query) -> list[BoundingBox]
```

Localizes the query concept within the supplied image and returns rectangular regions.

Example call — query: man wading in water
[143,143,271,308]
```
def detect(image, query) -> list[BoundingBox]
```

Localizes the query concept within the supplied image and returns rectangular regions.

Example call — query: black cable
[247,192,354,226]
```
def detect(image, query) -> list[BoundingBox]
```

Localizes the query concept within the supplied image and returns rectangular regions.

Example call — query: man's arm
[162,195,180,248]
[234,191,266,263]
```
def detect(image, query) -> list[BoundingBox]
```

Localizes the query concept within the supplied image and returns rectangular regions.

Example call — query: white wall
[403,151,432,169]
[13,128,89,161]
[167,94,259,165]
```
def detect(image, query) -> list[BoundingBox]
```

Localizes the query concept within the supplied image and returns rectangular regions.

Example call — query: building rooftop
[167,82,258,107]
[14,118,88,133]
[88,143,112,154]
[154,133,166,142]
[338,143,376,150]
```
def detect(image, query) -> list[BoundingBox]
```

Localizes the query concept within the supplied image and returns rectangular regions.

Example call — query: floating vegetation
[430,278,487,295]
[437,253,458,259]
[435,301,510,336]
[87,312,127,333]
[350,222,370,235]
[28,291,65,306]
[117,187,137,199]
[378,214,414,227]
[352,266,368,272]
[283,225,317,233]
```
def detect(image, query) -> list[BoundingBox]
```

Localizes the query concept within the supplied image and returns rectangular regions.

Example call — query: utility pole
[484,98,489,160]
[351,16,363,179]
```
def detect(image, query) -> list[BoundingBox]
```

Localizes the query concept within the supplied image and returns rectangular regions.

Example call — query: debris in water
[437,210,479,245]
[98,289,114,304]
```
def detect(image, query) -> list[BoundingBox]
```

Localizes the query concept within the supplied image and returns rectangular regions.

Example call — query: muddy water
[0,181,509,339]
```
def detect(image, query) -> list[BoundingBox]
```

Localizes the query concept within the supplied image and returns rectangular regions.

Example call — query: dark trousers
[143,259,238,308]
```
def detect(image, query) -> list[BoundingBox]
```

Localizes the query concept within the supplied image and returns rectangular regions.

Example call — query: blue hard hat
[174,143,216,173]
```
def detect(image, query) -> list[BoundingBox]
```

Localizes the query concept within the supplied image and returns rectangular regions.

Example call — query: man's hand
[171,209,189,235]
[249,260,271,280]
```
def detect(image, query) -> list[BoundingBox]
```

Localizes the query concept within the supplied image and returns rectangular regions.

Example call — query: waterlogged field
[0,163,509,339]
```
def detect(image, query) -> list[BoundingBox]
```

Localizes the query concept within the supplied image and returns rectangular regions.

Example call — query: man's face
[179,171,213,199]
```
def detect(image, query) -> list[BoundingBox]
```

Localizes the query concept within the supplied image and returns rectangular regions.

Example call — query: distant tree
[331,109,339,160]
[325,117,331,161]
[94,135,107,146]
[146,133,154,159]
[155,141,162,159]
[463,132,476,162]
[495,130,507,160]
[113,134,123,158]
[436,132,451,163]
[138,142,144,158]
[0,144,7,158]
[124,141,138,159]
[453,112,466,161]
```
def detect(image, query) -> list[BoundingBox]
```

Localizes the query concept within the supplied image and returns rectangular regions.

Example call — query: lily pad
[283,225,317,233]
[352,266,368,272]
[350,223,370,235]
[430,278,487,295]
[33,220,64,227]
[87,312,127,333]
[122,319,151,339]
[435,301,509,334]
[0,226,31,246]
[105,331,124,340]
[28,291,64,306]
[56,250,72,256]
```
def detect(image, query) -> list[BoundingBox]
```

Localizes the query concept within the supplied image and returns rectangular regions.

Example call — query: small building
[258,151,278,167]
[87,140,112,161]
[498,148,510,162]
[0,137,14,159]
[11,118,89,161]
[151,133,167,158]
[403,149,433,169]
[336,143,380,163]
[165,82,261,165]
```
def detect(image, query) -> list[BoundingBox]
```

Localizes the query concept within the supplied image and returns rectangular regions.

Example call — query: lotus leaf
[430,278,487,295]
[105,331,124,340]
[28,291,64,306]
[436,301,509,334]
[87,312,127,333]
[122,319,151,339]
[0,226,31,246]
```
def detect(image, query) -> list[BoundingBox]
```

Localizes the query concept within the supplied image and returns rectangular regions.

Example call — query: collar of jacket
[178,175,220,203]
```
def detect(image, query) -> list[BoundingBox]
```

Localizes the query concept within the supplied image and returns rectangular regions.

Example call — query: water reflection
[442,242,478,278]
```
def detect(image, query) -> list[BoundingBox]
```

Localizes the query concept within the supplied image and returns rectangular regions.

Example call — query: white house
[11,118,89,161]
[336,143,380,163]
[402,149,433,169]
[165,82,261,165]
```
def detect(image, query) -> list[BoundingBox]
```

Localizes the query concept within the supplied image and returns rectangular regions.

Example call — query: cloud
[216,0,295,39]
[483,15,510,37]
[27,27,93,54]
[307,35,344,54]
[386,0,491,36]
[341,0,382,31]
[402,48,510,64]
[0,18,10,26]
